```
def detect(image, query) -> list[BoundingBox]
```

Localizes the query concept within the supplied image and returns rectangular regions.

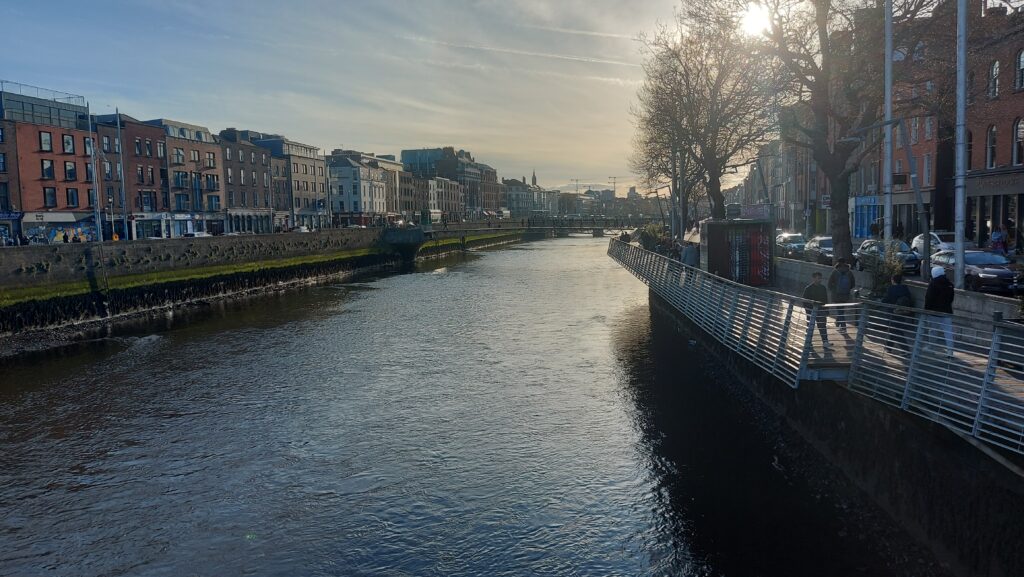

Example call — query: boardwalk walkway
[608,238,1024,457]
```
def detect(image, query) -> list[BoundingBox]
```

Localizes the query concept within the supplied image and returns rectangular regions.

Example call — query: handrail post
[972,314,1003,437]
[796,304,816,387]
[772,300,795,377]
[738,292,756,356]
[725,290,741,347]
[850,302,870,381]
[901,313,929,410]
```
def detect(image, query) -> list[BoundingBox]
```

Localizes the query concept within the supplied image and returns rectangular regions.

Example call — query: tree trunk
[825,172,853,261]
[707,170,725,219]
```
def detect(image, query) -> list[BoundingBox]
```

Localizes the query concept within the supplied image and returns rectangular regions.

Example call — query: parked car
[931,249,1022,293]
[911,231,976,254]
[776,232,806,259]
[853,239,920,275]
[290,226,311,233]
[804,236,834,265]
[182,231,211,238]
[345,224,367,229]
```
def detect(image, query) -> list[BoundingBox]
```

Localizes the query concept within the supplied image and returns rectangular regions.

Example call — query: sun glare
[741,3,770,36]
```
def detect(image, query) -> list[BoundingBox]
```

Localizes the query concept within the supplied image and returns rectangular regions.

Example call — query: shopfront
[965,170,1024,250]
[852,195,880,239]
[0,210,23,244]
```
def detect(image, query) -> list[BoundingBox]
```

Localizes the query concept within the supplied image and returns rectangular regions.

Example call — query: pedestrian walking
[881,273,914,354]
[924,265,955,357]
[62,231,69,243]
[803,271,832,349]
[827,258,855,333]
[681,242,699,267]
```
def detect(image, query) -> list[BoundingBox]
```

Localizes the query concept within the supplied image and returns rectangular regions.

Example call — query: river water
[0,237,948,576]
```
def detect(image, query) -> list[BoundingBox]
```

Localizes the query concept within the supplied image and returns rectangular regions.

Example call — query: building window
[106,186,115,207]
[208,195,220,211]
[145,139,153,157]
[147,166,154,184]
[157,141,166,158]
[262,153,267,165]
[251,151,256,164]
[66,188,79,207]
[989,60,1000,98]
[264,172,269,187]
[227,167,233,184]
[0,127,4,142]
[226,147,232,161]
[84,136,94,155]
[911,117,919,144]
[237,149,243,162]
[173,148,185,164]
[987,125,998,168]
[1014,119,1024,166]
[251,171,256,186]
[318,166,324,177]
[240,189,247,207]
[62,134,75,154]
[923,154,932,186]
[137,165,144,184]
[967,131,973,170]
[102,135,111,152]
[64,161,77,181]
[925,116,933,140]
[42,159,55,179]
[86,163,94,182]
[205,151,216,169]
[302,164,308,175]
[175,193,189,211]
[252,191,258,207]
[114,137,120,153]
[44,187,57,207]
[1017,50,1024,90]
[0,153,5,173]
[40,131,52,152]
[135,138,142,155]
[103,160,112,179]
[293,163,298,173]
[190,149,199,162]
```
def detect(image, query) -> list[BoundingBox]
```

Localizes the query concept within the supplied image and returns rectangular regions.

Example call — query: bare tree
[633,4,783,221]
[763,0,939,259]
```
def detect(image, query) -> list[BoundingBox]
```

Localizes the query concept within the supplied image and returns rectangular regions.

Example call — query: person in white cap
[924,265,955,357]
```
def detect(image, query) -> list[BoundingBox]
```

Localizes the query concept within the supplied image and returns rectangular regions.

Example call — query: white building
[328,156,387,224]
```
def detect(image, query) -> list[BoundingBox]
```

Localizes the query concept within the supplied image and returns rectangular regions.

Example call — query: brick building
[95,114,167,239]
[0,119,21,242]
[219,128,273,234]
[144,119,222,236]
[962,3,1024,247]
[251,134,326,229]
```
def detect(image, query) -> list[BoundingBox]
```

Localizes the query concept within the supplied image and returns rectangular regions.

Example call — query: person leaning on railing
[803,271,833,349]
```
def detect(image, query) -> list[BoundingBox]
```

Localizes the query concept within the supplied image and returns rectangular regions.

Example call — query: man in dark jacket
[925,266,955,357]
[881,274,914,353]
[803,271,832,349]
[827,258,855,333]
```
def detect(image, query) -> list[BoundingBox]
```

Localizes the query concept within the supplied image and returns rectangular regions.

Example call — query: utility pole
[883,0,894,245]
[87,103,103,242]
[954,0,967,289]
[115,108,128,240]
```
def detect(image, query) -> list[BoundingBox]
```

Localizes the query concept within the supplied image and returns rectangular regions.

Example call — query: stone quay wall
[0,229,383,290]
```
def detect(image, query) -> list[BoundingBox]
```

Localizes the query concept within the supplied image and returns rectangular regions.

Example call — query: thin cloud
[518,23,636,40]
[399,35,641,68]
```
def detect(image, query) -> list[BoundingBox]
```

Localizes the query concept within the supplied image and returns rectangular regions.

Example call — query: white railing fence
[608,239,1024,457]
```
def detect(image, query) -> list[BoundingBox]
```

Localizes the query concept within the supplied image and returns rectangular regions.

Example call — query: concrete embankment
[649,291,1024,577]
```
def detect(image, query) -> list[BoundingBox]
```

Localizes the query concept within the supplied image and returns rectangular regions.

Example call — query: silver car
[911,231,976,254]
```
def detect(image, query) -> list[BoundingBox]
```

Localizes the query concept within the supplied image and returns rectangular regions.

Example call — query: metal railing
[608,238,1024,457]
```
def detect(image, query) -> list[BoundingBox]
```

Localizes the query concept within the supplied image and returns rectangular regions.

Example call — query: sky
[0,0,682,196]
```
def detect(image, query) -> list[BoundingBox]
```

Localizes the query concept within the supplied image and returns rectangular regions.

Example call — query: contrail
[400,35,641,68]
